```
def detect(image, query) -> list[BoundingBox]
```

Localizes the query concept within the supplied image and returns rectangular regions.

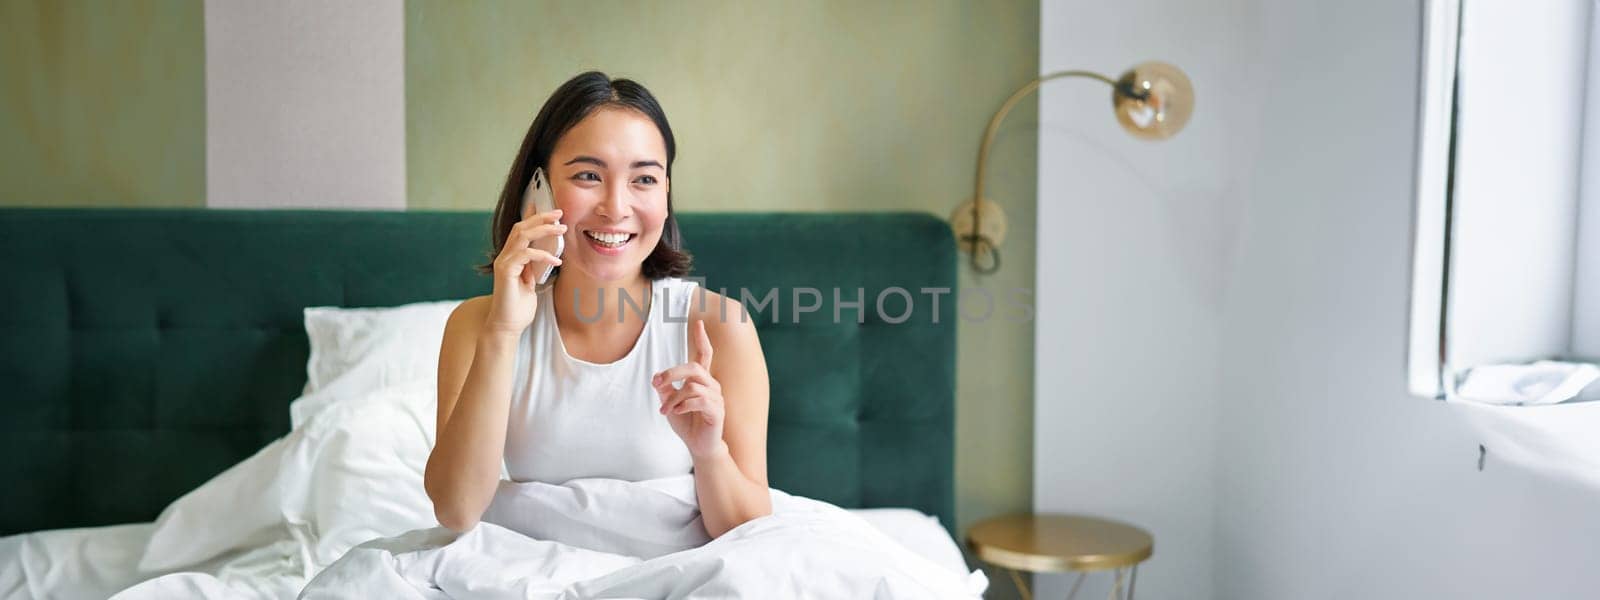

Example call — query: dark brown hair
[475,71,691,279]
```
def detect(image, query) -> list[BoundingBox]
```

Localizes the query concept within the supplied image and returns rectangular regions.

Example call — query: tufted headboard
[0,208,957,538]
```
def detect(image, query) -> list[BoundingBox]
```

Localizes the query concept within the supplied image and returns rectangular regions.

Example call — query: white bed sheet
[0,523,151,600]
[1,506,974,599]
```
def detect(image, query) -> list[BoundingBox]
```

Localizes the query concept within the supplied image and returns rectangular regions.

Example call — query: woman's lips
[582,230,635,256]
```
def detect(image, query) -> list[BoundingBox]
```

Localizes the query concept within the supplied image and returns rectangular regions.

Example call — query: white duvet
[295,480,984,599]
[3,378,987,599]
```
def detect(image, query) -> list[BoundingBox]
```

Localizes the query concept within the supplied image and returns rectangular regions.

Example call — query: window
[1408,0,1599,404]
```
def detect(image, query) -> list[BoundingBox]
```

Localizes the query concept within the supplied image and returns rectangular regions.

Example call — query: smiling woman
[475,72,691,282]
[424,71,774,540]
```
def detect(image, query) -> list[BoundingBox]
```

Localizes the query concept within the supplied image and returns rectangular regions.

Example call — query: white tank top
[501,276,699,484]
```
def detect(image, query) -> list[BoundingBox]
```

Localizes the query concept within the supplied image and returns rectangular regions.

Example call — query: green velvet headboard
[0,208,957,538]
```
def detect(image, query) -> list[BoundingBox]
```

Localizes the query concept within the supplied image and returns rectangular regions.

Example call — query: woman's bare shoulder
[685,286,750,330]
[446,295,494,338]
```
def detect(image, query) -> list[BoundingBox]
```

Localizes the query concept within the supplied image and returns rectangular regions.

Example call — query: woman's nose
[596,182,628,219]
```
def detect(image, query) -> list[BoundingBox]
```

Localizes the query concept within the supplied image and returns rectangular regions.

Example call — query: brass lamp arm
[967,70,1117,274]
[956,61,1192,274]
[973,70,1116,204]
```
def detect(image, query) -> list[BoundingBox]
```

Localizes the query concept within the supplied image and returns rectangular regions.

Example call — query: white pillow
[294,298,463,429]
[847,508,971,578]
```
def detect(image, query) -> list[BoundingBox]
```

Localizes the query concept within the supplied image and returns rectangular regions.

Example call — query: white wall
[1033,0,1256,597]
[205,0,405,209]
[1216,1,1600,599]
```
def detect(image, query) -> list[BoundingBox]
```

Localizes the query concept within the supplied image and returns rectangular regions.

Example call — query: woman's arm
[424,297,517,532]
[656,292,773,538]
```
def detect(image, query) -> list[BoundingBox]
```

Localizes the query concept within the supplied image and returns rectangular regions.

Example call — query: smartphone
[523,167,564,285]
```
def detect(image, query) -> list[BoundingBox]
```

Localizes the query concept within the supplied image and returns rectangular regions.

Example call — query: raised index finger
[692,318,713,370]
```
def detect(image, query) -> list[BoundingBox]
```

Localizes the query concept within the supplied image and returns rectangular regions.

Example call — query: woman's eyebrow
[562,155,663,170]
[563,156,607,168]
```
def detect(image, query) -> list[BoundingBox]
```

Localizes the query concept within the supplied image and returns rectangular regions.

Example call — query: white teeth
[585,231,632,247]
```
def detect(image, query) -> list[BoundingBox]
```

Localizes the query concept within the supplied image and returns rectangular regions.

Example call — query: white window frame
[1408,0,1597,401]
[1407,0,1462,400]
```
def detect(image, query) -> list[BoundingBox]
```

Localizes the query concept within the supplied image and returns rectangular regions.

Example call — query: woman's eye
[633,175,658,185]
[574,172,600,182]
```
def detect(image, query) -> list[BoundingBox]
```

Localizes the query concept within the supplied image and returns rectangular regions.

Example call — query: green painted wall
[406,0,1039,561]
[0,0,205,208]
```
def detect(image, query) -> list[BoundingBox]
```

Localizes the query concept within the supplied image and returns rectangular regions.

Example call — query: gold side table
[966,513,1153,600]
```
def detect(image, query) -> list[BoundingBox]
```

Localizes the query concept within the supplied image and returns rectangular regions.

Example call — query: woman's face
[529,107,670,284]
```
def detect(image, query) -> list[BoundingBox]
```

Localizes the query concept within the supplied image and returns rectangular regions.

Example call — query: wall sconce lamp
[951,61,1195,273]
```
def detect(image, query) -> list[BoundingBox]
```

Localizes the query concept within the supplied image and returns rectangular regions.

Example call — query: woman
[423,71,773,539]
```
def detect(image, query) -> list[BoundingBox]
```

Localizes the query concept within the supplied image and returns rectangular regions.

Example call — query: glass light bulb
[1112,61,1194,140]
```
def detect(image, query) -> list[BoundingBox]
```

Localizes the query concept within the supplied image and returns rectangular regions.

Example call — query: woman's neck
[550,269,652,335]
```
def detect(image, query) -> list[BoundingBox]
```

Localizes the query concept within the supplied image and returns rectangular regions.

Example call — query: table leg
[1108,568,1126,600]
[1127,564,1139,600]
[1066,571,1086,600]
[1004,567,1032,600]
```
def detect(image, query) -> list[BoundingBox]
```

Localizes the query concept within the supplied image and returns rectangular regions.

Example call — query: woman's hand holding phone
[484,208,565,338]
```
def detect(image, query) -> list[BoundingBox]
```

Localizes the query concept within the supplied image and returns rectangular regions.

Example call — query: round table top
[966,513,1153,572]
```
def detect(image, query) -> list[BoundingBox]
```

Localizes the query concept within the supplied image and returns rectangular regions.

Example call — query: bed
[0,208,967,598]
